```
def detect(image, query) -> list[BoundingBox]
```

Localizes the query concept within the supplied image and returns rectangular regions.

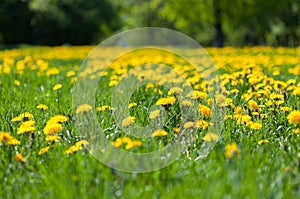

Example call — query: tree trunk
[213,0,224,47]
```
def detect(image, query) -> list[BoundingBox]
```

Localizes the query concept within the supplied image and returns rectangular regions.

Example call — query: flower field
[1,46,300,198]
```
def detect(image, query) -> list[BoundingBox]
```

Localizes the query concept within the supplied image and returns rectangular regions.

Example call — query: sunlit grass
[0,46,300,198]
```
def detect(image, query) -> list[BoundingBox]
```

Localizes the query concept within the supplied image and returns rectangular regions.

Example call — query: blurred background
[1,0,300,47]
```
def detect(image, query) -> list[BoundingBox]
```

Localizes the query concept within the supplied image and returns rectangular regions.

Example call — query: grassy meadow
[0,46,300,198]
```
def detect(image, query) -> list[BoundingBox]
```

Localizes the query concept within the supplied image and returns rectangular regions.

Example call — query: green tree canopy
[0,0,121,45]
[1,0,300,46]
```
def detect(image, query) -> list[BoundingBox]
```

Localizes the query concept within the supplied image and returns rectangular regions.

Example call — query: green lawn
[0,46,300,199]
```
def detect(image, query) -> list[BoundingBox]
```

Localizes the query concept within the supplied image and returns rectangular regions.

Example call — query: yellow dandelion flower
[173,127,180,133]
[206,98,212,106]
[125,140,142,150]
[250,122,262,130]
[149,109,160,119]
[195,120,209,129]
[109,80,118,87]
[43,123,62,135]
[66,70,76,77]
[17,126,35,134]
[292,128,299,134]
[53,84,62,91]
[155,88,163,95]
[11,112,34,122]
[97,105,114,112]
[248,100,259,111]
[273,68,280,76]
[17,121,35,134]
[202,132,218,142]
[46,115,68,124]
[199,105,211,118]
[146,83,155,89]
[186,90,208,99]
[0,132,20,145]
[76,140,89,147]
[258,139,269,145]
[237,114,252,125]
[38,146,50,155]
[230,88,239,93]
[90,74,97,80]
[258,104,265,108]
[224,98,233,107]
[216,94,229,106]
[152,129,168,137]
[110,75,119,81]
[274,80,287,90]
[14,80,21,86]
[274,100,284,106]
[70,77,77,83]
[234,106,243,115]
[65,140,89,155]
[224,114,233,120]
[46,68,59,76]
[225,143,240,158]
[293,87,300,95]
[122,116,136,127]
[183,121,194,129]
[36,104,48,111]
[168,87,183,95]
[263,77,274,85]
[288,85,296,91]
[98,71,108,77]
[121,136,131,143]
[156,96,176,106]
[287,110,300,125]
[45,135,61,142]
[241,93,253,101]
[75,104,92,114]
[10,116,22,122]
[256,89,269,97]
[265,100,273,106]
[259,114,268,118]
[65,145,79,155]
[280,107,292,112]
[20,119,35,127]
[245,120,253,127]
[270,93,284,101]
[252,112,259,116]
[180,100,192,107]
[128,102,137,109]
[112,138,123,148]
[15,153,25,162]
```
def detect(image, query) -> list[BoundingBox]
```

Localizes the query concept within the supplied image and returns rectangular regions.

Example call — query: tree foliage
[114,0,300,46]
[0,0,120,45]
[1,0,300,46]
